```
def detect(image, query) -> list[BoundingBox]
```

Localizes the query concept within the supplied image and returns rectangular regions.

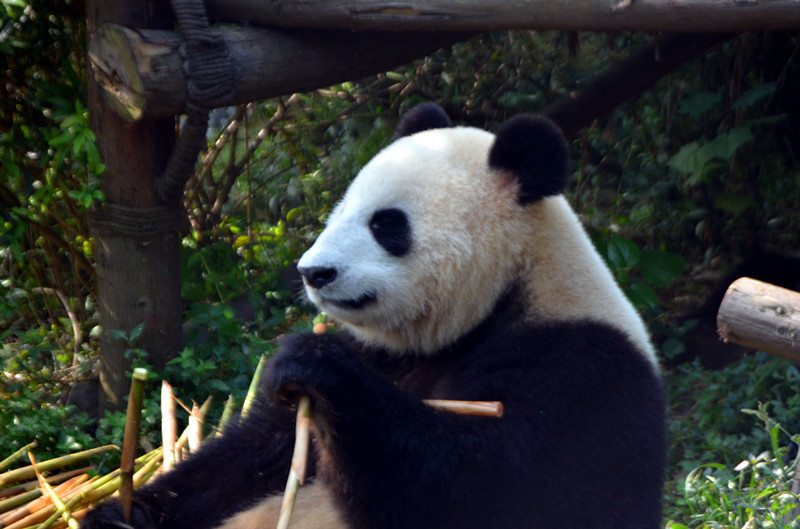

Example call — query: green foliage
[0,328,96,457]
[594,234,686,312]
[1,0,100,362]
[666,404,800,528]
[666,354,800,475]
[0,396,95,458]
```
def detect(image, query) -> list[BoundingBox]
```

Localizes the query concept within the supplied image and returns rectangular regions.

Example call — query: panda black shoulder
[488,115,569,204]
[393,103,453,140]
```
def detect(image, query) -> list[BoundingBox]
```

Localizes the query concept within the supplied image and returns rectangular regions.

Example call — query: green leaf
[661,337,686,359]
[714,192,756,216]
[668,141,710,181]
[639,250,686,287]
[626,282,660,310]
[704,126,754,160]
[48,131,75,147]
[678,92,722,116]
[732,82,777,109]
[606,236,640,271]
[128,322,145,343]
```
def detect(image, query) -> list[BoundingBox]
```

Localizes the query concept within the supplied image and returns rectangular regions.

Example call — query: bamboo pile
[0,368,220,529]
[0,445,162,529]
[2,342,503,529]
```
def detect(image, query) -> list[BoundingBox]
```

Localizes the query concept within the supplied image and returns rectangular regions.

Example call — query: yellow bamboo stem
[120,368,148,523]
[0,446,117,487]
[276,395,311,529]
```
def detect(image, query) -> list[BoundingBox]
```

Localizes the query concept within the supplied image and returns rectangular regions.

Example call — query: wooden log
[205,0,800,33]
[88,24,465,121]
[717,277,800,363]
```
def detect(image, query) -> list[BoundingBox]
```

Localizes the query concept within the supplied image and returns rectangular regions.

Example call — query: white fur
[213,482,343,529]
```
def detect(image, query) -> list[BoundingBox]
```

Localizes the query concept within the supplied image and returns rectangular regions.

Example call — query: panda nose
[298,266,337,289]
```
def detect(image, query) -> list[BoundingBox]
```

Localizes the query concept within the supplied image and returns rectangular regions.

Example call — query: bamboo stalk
[242,355,267,418]
[119,368,148,523]
[175,397,213,452]
[0,446,117,487]
[424,399,504,418]
[0,467,91,502]
[217,395,237,434]
[0,489,42,515]
[188,402,205,453]
[27,452,80,529]
[0,476,84,528]
[0,442,38,472]
[161,381,177,471]
[275,396,311,529]
[36,477,97,529]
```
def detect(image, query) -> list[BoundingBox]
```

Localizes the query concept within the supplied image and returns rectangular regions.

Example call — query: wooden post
[203,0,800,32]
[717,277,800,363]
[89,25,465,121]
[87,1,184,412]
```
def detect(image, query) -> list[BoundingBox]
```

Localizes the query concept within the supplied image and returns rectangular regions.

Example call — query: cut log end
[716,277,800,363]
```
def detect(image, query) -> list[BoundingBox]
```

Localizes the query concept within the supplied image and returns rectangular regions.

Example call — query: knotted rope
[156,0,237,204]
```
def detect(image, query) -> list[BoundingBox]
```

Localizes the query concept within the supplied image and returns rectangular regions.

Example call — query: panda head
[297,103,571,354]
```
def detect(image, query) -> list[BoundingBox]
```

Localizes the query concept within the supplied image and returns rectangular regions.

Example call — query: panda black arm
[81,396,304,529]
[268,326,665,529]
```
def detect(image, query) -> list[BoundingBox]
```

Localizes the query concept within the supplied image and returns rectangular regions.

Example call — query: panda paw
[80,499,154,529]
[265,333,365,416]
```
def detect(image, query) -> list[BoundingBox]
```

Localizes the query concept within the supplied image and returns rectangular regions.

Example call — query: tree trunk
[205,0,800,32]
[87,2,183,413]
[717,277,800,363]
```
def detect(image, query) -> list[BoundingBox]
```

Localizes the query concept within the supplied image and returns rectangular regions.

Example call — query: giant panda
[82,103,666,529]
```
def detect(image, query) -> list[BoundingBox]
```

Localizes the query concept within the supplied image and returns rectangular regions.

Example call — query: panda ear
[488,115,569,205]
[393,103,453,141]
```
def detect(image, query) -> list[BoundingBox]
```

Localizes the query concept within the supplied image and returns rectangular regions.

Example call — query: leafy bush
[666,404,800,528]
[664,355,800,526]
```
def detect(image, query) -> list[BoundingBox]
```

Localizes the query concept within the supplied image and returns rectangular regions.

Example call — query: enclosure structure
[86,0,800,409]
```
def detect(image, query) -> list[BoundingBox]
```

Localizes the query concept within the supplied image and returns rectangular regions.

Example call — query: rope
[156,0,237,204]
[89,203,181,236]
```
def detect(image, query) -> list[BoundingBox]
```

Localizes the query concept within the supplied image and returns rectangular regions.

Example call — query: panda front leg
[265,333,491,529]
[80,394,302,529]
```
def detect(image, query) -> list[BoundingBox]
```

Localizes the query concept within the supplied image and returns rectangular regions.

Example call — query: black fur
[392,102,453,140]
[489,114,570,204]
[369,208,412,257]
[81,287,665,529]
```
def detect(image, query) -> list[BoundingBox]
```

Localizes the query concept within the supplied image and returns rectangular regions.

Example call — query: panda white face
[297,127,521,353]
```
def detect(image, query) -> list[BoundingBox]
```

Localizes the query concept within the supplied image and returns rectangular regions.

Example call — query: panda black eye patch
[369,208,411,257]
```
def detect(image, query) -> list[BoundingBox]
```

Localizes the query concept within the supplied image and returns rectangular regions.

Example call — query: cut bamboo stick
[119,367,148,523]
[424,399,504,418]
[275,396,311,529]
[161,380,177,471]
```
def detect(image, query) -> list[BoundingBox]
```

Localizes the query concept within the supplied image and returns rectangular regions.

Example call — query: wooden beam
[205,0,800,33]
[717,277,800,363]
[89,24,465,121]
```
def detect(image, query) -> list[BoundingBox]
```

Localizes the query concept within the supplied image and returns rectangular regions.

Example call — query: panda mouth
[325,292,377,310]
